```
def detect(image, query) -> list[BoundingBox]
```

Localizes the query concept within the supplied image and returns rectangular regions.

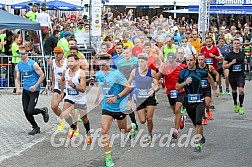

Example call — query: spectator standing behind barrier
[44,30,60,55]
[57,31,72,53]
[11,34,21,94]
[74,21,85,33]
[60,25,70,39]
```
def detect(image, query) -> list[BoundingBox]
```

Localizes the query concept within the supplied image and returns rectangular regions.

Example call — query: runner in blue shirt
[15,45,49,135]
[93,54,137,167]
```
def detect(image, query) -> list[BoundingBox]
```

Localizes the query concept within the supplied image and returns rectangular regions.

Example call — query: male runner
[15,45,49,135]
[176,54,219,152]
[158,52,187,139]
[50,46,67,120]
[60,54,92,144]
[197,54,219,125]
[94,54,136,167]
[223,39,246,115]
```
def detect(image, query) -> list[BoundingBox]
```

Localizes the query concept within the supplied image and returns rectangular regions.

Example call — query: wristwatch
[116,94,120,99]
[73,84,76,89]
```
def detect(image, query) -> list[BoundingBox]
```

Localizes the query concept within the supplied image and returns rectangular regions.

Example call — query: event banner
[91,0,102,36]
[211,0,252,5]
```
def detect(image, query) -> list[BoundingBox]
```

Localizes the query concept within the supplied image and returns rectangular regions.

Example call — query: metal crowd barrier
[0,49,96,92]
[0,54,48,91]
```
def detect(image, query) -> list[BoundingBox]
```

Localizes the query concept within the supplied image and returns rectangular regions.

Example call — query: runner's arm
[175,81,187,90]
[15,65,21,90]
[209,65,219,83]
[176,70,189,90]
[60,70,66,94]
[49,60,55,87]
[128,69,136,85]
[207,73,217,91]
[223,60,233,69]
[95,84,102,99]
[118,81,132,98]
[74,70,86,93]
[33,62,45,88]
[160,46,165,62]
[214,55,223,61]
[151,70,160,92]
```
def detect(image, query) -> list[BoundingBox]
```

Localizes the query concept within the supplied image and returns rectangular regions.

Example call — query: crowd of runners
[0,6,251,167]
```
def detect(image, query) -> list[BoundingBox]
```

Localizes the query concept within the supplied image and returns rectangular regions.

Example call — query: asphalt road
[0,81,252,167]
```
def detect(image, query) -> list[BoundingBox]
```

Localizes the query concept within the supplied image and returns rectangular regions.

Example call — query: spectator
[44,30,60,55]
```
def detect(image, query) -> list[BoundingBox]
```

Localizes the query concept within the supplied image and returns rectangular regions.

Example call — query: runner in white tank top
[60,54,92,143]
[52,58,67,92]
[50,47,69,126]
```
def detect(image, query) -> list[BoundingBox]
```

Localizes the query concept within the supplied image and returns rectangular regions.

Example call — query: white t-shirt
[36,12,52,29]
[182,44,197,58]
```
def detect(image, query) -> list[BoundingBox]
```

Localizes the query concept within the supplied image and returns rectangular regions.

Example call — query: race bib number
[205,58,213,65]
[232,64,242,71]
[201,80,208,87]
[67,88,79,95]
[170,90,178,99]
[137,89,149,99]
[188,94,201,103]
[103,87,113,97]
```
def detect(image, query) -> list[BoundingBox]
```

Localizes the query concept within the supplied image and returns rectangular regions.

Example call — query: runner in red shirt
[158,52,187,139]
[143,42,162,72]
[132,38,144,57]
[201,37,223,71]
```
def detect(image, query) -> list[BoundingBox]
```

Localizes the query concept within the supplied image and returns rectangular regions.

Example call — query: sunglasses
[18,51,26,55]
[98,63,106,67]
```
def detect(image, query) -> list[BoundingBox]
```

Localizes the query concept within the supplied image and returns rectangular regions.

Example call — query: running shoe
[86,135,92,145]
[210,103,215,110]
[239,107,244,115]
[234,105,239,113]
[201,135,206,144]
[28,127,40,135]
[104,157,114,167]
[172,129,178,139]
[226,89,231,95]
[135,124,139,131]
[220,90,224,95]
[68,126,78,139]
[74,127,79,136]
[194,143,202,153]
[78,115,82,122]
[145,134,152,144]
[129,123,137,139]
[57,119,65,131]
[180,107,186,115]
[207,111,213,120]
[202,118,207,125]
[180,115,186,129]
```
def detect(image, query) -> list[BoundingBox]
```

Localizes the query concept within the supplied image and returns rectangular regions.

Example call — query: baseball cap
[64,31,73,37]
[53,46,64,53]
[167,52,176,61]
